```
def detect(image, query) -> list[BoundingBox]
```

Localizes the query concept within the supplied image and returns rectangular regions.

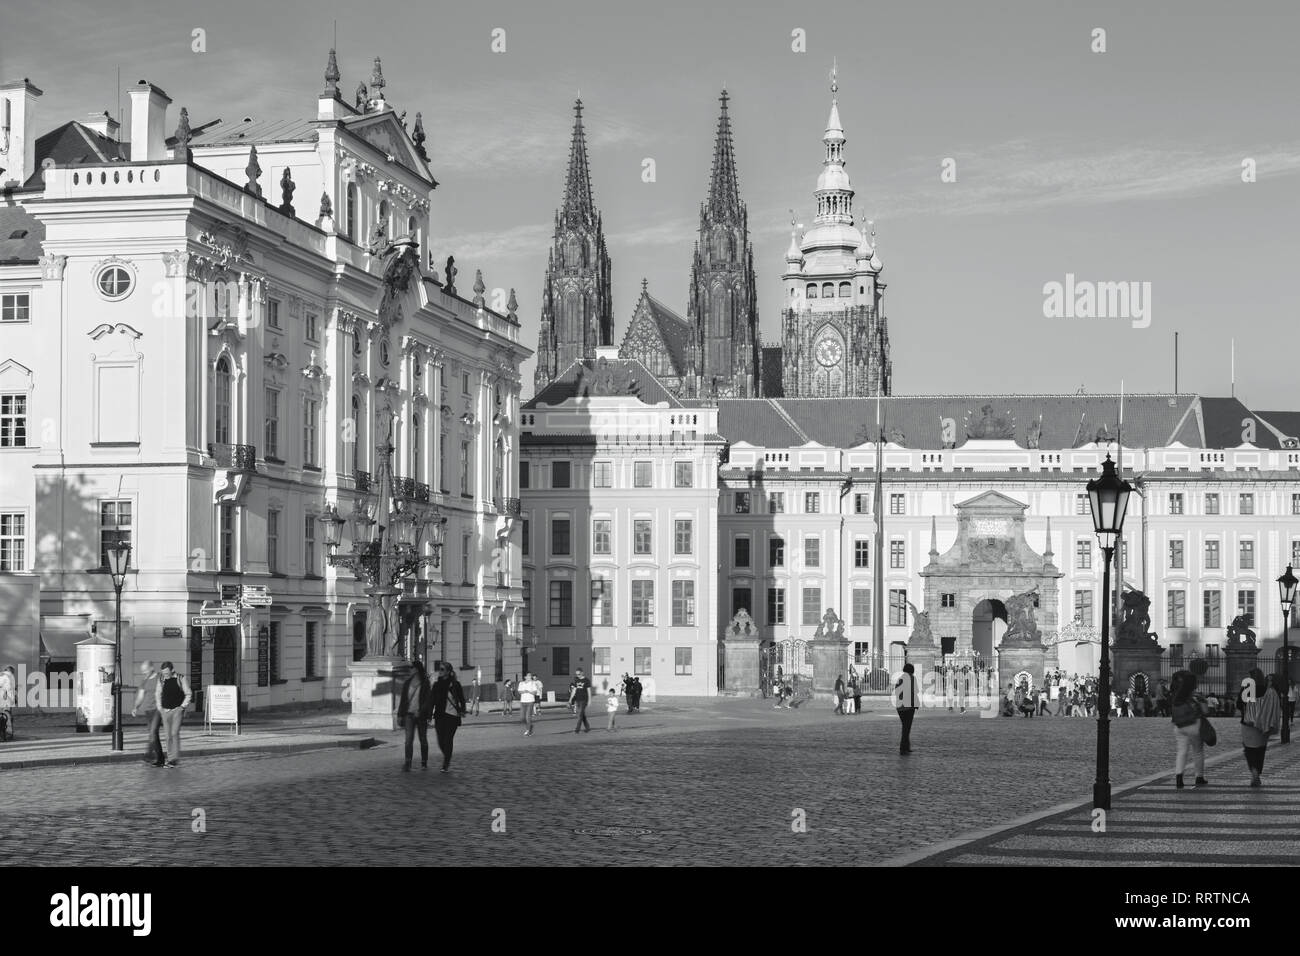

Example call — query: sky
[4,0,1298,406]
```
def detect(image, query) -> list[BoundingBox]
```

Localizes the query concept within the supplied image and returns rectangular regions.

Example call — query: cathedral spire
[562,99,596,223]
[706,89,742,219]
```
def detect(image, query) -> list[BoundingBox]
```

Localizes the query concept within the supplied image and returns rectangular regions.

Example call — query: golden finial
[830,57,838,96]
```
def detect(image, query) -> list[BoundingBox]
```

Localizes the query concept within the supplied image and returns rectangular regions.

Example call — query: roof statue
[244,145,262,197]
[965,403,1016,441]
[412,112,428,162]
[355,81,367,111]
[473,269,486,309]
[279,167,296,218]
[444,255,457,296]
[173,107,192,160]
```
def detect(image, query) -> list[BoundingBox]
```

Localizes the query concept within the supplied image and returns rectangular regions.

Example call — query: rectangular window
[854,538,870,568]
[769,536,785,568]
[1168,539,1184,570]
[889,590,908,627]
[1292,539,1300,570]
[768,492,785,514]
[672,580,696,626]
[634,519,652,555]
[302,398,318,467]
[1239,494,1254,515]
[0,394,27,447]
[99,500,133,569]
[1205,493,1220,515]
[1076,539,1092,570]
[1203,589,1222,627]
[805,492,820,513]
[305,313,318,342]
[549,580,573,627]
[0,512,25,571]
[767,587,785,625]
[1075,494,1088,515]
[890,540,905,569]
[734,537,751,568]
[461,533,471,584]
[674,461,693,488]
[734,492,751,514]
[267,299,281,329]
[263,388,280,459]
[732,586,752,618]
[519,459,530,489]
[1074,589,1094,627]
[593,647,611,675]
[267,509,280,574]
[439,435,447,491]
[593,461,612,488]
[1293,494,1300,516]
[269,621,281,683]
[941,592,956,608]
[1205,539,1220,570]
[461,441,471,495]
[852,588,871,626]
[1237,589,1256,626]
[552,646,570,677]
[0,293,31,323]
[1239,539,1254,570]
[890,493,904,515]
[855,493,871,514]
[674,647,693,676]
[219,506,234,572]
[804,537,820,568]
[634,461,653,488]
[521,518,530,556]
[592,519,611,555]
[462,371,470,394]
[634,647,652,676]
[303,513,317,577]
[1168,493,1184,515]
[590,578,611,626]
[802,587,822,626]
[631,580,655,625]
[551,518,571,556]
[551,461,571,488]
[1167,589,1186,628]
[673,519,692,555]
[521,580,531,627]
[304,621,318,678]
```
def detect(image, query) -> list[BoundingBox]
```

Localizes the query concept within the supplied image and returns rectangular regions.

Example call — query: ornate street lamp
[319,393,443,661]
[1277,564,1297,745]
[1086,454,1132,810]
[105,535,133,752]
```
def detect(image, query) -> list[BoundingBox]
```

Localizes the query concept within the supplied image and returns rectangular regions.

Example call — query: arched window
[494,437,505,503]
[806,284,818,299]
[412,413,421,482]
[407,215,417,239]
[378,200,390,237]
[345,184,357,239]
[214,356,232,445]
[349,394,361,473]
[838,281,852,297]
[822,283,834,298]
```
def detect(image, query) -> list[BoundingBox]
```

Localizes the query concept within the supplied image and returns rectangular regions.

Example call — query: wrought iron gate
[762,639,814,699]
[930,652,997,707]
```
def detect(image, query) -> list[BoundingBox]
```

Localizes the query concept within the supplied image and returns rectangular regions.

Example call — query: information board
[204,685,240,736]
[257,627,270,687]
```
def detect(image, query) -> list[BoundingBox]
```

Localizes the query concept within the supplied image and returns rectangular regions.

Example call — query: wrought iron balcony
[354,470,372,493]
[393,476,416,500]
[415,481,431,503]
[207,442,258,472]
[503,496,522,517]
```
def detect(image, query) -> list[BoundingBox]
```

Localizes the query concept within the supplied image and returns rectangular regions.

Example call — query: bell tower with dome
[779,63,891,398]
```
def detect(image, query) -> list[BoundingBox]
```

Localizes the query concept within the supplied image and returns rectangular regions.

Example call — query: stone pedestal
[347,656,412,731]
[996,643,1046,691]
[722,637,761,697]
[1224,642,1258,700]
[1111,640,1163,695]
[907,644,938,704]
[812,638,850,698]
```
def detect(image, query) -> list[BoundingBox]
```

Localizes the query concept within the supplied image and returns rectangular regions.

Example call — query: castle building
[0,56,530,709]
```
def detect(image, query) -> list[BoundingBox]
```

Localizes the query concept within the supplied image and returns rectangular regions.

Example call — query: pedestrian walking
[833,674,845,715]
[631,677,643,712]
[397,660,434,771]
[1238,668,1281,788]
[153,661,192,767]
[895,662,918,755]
[0,664,17,741]
[469,670,481,717]
[1169,670,1208,789]
[130,660,164,767]
[851,673,861,715]
[431,662,466,772]
[570,668,592,733]
[606,686,619,731]
[501,678,515,717]
[518,672,539,736]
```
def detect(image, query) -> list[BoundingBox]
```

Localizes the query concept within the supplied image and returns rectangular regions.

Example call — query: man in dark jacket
[431,662,467,772]
[397,660,434,771]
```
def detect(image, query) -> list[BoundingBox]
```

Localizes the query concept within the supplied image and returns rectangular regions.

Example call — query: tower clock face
[815,336,843,367]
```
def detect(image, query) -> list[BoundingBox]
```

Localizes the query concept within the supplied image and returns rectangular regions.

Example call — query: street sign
[220,584,241,602]
[241,585,271,607]
[162,626,182,638]
[192,613,239,627]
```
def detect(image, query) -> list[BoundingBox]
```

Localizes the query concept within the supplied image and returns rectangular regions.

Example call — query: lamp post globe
[1085,454,1132,810]
[1277,564,1297,744]
[105,538,132,752]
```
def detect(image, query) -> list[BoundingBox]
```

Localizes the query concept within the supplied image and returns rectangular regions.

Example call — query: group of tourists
[0,664,17,741]
[832,670,864,715]
[1169,667,1287,789]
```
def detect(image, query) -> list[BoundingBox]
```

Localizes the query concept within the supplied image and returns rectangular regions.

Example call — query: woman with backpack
[1238,668,1281,788]
[1169,670,1208,790]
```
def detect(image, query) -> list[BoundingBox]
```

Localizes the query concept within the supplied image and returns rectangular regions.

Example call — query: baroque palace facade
[0,55,530,709]
[522,73,1300,697]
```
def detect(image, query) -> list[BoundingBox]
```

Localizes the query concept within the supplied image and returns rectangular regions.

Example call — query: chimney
[84,110,120,142]
[0,78,43,187]
[128,80,171,162]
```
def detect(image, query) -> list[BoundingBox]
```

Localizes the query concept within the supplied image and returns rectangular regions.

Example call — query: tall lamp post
[106,536,133,751]
[318,394,445,662]
[1087,454,1132,810]
[1277,564,1297,745]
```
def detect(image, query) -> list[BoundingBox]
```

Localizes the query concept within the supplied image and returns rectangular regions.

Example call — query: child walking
[606,686,619,731]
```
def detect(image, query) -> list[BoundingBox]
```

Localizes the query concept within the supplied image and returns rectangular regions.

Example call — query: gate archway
[763,639,814,699]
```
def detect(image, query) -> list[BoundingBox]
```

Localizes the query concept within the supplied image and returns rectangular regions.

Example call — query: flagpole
[873,395,885,663]
[1114,383,1124,629]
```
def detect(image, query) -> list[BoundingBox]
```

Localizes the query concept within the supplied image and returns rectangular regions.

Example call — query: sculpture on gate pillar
[1114,589,1160,648]
[906,599,935,647]
[1226,614,1257,649]
[1002,586,1042,645]
[725,608,757,639]
[814,608,844,641]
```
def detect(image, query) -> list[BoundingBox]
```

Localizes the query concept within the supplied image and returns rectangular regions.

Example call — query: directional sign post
[241,585,272,608]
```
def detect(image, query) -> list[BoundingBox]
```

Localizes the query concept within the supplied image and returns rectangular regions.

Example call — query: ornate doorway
[213,627,238,685]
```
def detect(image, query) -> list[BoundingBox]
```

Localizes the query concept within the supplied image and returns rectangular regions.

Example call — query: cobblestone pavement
[0,703,1214,866]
